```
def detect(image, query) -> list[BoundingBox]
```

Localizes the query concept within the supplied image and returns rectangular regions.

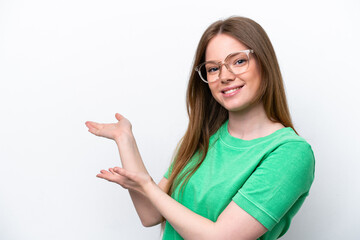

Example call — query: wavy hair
[162,16,296,225]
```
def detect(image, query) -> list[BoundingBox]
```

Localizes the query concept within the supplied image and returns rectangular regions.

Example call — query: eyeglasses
[195,49,254,83]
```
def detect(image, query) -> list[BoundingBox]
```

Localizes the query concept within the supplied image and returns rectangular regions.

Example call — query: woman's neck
[227,102,284,140]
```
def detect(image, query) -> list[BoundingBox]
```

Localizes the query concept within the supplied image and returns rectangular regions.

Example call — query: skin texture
[85,116,268,239]
[206,34,284,140]
[84,34,293,239]
[205,34,262,114]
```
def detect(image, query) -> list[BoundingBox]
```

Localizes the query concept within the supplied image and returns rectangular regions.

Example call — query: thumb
[115,113,124,121]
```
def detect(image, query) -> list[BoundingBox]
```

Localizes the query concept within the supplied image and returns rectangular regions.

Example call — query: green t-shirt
[163,121,315,240]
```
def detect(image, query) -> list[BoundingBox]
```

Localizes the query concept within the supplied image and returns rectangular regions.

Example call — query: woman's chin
[222,101,254,113]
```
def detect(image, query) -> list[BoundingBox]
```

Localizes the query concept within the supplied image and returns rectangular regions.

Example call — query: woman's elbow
[140,217,162,227]
[141,221,158,227]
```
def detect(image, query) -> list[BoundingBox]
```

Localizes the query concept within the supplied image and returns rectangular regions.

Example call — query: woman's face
[205,34,261,113]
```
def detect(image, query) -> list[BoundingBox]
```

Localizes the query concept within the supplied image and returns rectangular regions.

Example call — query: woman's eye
[207,67,219,73]
[235,59,246,65]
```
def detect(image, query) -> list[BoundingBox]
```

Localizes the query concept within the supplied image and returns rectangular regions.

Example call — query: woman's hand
[85,113,132,141]
[97,167,154,196]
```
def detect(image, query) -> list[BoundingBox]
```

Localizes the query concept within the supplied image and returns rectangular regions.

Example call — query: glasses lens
[198,62,220,83]
[197,51,250,83]
[227,52,250,75]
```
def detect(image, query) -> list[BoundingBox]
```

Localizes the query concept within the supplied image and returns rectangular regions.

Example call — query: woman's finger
[97,169,130,187]
[85,121,100,130]
[97,169,116,180]
[88,128,99,136]
[97,173,118,183]
[96,173,109,180]
[115,113,124,121]
[85,122,103,136]
[113,167,127,177]
[109,168,120,176]
[113,167,142,187]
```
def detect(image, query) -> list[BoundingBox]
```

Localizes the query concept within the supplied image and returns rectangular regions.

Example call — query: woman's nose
[219,64,235,83]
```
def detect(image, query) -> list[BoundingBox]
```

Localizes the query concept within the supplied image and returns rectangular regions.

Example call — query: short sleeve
[232,141,315,231]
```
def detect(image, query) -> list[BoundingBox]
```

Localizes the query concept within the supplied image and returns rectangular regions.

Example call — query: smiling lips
[221,85,244,96]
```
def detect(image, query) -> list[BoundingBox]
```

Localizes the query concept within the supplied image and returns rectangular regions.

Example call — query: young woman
[85,16,315,240]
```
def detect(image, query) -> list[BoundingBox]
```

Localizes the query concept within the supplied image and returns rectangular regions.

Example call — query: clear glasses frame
[195,49,254,83]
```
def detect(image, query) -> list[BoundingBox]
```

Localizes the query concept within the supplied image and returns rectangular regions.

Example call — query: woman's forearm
[144,181,216,240]
[115,132,163,227]
[86,115,164,226]
[115,132,148,173]
[115,133,215,234]
[128,190,163,227]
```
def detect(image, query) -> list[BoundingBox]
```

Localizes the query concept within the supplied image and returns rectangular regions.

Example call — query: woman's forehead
[205,34,247,61]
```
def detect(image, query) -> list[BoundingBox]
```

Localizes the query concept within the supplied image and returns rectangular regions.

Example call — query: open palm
[85,113,132,140]
[97,167,153,196]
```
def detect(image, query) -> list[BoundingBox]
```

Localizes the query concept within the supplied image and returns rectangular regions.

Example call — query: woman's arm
[127,177,168,227]
[105,126,267,239]
[97,168,167,227]
[85,113,165,227]
[87,114,267,238]
[113,167,267,240]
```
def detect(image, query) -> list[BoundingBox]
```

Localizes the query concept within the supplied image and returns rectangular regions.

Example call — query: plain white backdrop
[0,0,359,239]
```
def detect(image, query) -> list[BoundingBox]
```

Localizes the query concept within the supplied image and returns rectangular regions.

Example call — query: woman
[85,16,315,240]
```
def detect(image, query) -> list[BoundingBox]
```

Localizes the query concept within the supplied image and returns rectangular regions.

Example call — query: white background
[1,0,359,239]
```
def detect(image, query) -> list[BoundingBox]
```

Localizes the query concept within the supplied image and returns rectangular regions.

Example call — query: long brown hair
[162,15,296,224]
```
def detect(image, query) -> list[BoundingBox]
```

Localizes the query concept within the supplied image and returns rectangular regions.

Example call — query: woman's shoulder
[273,126,311,146]
[268,127,315,167]
[249,125,314,159]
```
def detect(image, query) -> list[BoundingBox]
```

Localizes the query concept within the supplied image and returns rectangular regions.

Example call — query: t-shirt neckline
[219,120,292,148]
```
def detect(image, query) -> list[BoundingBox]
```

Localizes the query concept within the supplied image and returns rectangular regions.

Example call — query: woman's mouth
[221,85,244,96]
